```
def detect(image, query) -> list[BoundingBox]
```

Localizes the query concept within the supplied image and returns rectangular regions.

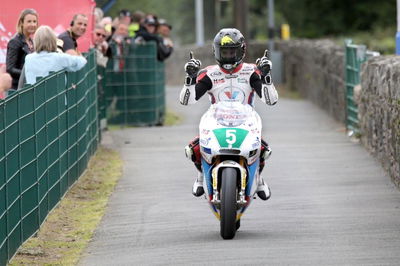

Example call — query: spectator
[6,8,38,90]
[58,14,88,55]
[24,25,87,85]
[92,24,111,67]
[111,9,131,37]
[99,16,113,41]
[113,23,130,43]
[118,9,132,25]
[157,19,174,61]
[110,23,130,72]
[0,66,12,99]
[134,15,162,45]
[94,7,104,24]
[128,10,145,38]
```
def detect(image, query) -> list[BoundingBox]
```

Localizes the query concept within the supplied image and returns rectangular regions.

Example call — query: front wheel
[220,167,238,239]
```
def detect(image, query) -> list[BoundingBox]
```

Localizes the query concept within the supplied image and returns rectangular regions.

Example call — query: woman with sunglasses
[92,24,111,67]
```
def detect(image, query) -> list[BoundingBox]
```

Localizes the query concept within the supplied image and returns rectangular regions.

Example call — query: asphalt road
[79,86,400,266]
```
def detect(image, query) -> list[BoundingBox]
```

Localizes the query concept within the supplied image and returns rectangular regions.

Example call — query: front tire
[220,167,238,239]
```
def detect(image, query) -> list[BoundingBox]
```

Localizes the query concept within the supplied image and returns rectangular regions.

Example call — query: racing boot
[256,176,271,201]
[259,141,272,174]
[192,172,205,197]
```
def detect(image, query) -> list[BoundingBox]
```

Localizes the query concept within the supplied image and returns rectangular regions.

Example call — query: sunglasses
[95,32,106,38]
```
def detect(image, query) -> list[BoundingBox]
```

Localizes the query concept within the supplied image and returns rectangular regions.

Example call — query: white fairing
[199,101,262,166]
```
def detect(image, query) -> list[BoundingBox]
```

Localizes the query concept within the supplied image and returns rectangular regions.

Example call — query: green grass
[336,26,396,55]
[9,147,123,266]
[164,109,182,126]
[107,109,182,130]
[277,84,302,100]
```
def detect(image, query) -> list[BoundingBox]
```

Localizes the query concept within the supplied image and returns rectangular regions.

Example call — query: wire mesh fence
[104,42,165,126]
[0,49,98,265]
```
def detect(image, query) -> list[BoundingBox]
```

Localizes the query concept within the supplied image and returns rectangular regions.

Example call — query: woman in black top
[6,8,38,90]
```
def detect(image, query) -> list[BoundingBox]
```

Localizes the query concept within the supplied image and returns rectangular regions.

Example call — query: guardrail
[0,49,98,265]
[344,40,379,135]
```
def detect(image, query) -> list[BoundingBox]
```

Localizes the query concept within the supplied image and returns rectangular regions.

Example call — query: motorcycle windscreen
[213,101,249,127]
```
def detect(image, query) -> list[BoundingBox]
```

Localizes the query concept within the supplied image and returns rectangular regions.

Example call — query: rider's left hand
[256,57,272,76]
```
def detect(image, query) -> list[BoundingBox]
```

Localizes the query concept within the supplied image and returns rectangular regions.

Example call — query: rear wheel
[220,167,238,239]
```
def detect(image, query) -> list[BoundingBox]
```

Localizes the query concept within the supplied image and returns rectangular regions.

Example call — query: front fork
[210,158,248,208]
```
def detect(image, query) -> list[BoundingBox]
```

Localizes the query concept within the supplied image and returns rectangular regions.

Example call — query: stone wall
[276,40,346,123]
[359,57,400,186]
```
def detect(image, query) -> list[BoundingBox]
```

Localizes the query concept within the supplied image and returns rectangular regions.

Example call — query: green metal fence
[0,50,98,265]
[105,42,165,126]
[344,40,379,134]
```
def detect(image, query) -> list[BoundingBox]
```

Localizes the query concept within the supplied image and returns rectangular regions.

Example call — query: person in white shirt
[24,25,87,85]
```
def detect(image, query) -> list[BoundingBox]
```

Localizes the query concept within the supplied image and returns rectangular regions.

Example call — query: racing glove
[256,57,272,77]
[184,52,201,86]
[184,58,201,78]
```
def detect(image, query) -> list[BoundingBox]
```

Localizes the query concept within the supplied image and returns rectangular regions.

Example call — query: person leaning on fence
[109,23,131,72]
[24,25,87,85]
[99,16,113,41]
[157,18,174,61]
[128,10,145,38]
[134,15,171,62]
[92,24,111,67]
[110,9,131,38]
[6,8,38,90]
[58,14,88,55]
[134,15,160,44]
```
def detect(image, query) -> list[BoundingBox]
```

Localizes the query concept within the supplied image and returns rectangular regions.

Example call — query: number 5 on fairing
[226,129,236,147]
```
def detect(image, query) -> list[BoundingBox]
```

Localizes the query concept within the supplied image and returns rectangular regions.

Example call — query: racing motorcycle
[196,101,264,239]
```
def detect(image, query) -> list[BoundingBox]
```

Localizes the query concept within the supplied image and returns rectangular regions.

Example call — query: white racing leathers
[179,63,278,106]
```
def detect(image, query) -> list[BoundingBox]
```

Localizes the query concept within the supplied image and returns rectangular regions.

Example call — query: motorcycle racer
[179,28,278,201]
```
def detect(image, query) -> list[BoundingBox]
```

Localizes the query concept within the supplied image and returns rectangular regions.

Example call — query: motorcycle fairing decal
[246,159,259,196]
[201,158,213,195]
[213,128,249,149]
[202,147,212,154]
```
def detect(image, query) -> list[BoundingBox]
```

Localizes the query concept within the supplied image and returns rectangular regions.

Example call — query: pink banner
[0,0,96,65]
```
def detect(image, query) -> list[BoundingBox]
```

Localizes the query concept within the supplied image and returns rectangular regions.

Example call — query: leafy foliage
[275,0,396,38]
[96,0,397,48]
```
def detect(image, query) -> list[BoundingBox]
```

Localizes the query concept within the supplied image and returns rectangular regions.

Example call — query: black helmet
[213,28,246,71]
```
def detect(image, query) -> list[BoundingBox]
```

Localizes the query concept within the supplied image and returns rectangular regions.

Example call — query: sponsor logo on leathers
[218,87,246,103]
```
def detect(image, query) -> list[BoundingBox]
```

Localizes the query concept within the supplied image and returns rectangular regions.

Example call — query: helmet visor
[215,46,241,65]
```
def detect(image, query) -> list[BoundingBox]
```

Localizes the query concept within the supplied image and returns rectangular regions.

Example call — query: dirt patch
[9,146,123,266]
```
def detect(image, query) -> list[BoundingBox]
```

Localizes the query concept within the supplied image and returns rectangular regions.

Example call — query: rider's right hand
[184,58,202,78]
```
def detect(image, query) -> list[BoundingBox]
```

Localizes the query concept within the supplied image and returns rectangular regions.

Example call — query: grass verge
[9,146,123,266]
[107,109,182,130]
[164,109,182,126]
[277,84,302,99]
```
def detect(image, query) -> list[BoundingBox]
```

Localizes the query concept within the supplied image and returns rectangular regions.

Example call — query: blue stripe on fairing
[246,159,259,195]
[203,147,212,154]
[201,158,213,195]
